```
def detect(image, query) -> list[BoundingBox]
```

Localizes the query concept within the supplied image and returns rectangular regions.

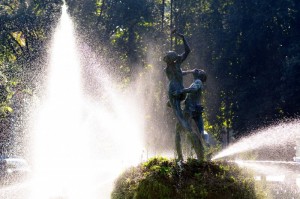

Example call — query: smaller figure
[173,69,207,160]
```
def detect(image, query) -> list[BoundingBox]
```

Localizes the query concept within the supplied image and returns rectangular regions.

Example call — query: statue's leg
[184,114,204,161]
[170,97,192,131]
[193,115,209,147]
[175,122,183,161]
[188,130,204,161]
[193,115,208,146]
[195,114,204,135]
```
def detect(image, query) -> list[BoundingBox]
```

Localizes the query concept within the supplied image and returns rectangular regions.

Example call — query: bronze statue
[163,31,204,160]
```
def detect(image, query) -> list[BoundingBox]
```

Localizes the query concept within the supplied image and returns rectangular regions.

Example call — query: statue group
[163,30,208,161]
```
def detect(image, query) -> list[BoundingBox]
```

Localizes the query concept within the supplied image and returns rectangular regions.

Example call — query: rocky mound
[111,157,262,199]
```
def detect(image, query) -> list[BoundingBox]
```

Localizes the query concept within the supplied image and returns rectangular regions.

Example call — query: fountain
[34,3,300,198]
[0,1,298,199]
[29,3,145,199]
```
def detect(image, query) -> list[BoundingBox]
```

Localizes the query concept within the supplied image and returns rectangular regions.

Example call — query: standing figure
[173,69,207,160]
[163,31,191,131]
[163,32,204,160]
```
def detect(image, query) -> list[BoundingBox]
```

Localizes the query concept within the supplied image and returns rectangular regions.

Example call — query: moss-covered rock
[111,157,263,199]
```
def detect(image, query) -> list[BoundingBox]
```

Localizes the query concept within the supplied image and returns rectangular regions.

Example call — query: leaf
[4,106,13,113]
[11,31,26,47]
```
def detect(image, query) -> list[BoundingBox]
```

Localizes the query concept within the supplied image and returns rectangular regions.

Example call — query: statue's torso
[165,62,184,94]
[185,79,203,113]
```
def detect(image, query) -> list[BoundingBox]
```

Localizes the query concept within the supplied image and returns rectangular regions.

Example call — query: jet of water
[212,120,300,160]
[30,3,145,199]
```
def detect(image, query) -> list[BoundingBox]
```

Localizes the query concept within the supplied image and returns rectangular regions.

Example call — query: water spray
[29,2,145,199]
[212,120,300,160]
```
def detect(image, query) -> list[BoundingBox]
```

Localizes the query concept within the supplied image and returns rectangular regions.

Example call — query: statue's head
[163,51,179,64]
[193,69,207,82]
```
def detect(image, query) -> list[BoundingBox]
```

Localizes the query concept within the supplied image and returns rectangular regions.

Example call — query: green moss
[112,157,264,199]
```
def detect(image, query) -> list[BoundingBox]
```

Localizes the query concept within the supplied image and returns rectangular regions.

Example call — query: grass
[111,157,264,199]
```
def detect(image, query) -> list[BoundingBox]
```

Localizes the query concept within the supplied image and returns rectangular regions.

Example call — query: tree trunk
[174,0,178,50]
[99,0,105,18]
[161,0,165,31]
[170,0,173,49]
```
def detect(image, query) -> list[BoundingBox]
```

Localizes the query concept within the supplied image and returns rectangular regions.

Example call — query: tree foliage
[0,0,299,154]
[0,0,61,155]
[67,0,300,137]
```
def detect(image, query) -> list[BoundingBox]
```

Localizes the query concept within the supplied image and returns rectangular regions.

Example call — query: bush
[111,157,264,199]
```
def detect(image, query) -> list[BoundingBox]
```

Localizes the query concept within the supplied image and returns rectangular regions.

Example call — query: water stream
[212,120,300,161]
[29,4,144,199]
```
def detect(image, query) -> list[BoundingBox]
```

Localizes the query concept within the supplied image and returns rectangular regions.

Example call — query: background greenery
[0,0,299,155]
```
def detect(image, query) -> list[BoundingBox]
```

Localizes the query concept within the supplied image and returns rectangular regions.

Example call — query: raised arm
[177,33,191,62]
